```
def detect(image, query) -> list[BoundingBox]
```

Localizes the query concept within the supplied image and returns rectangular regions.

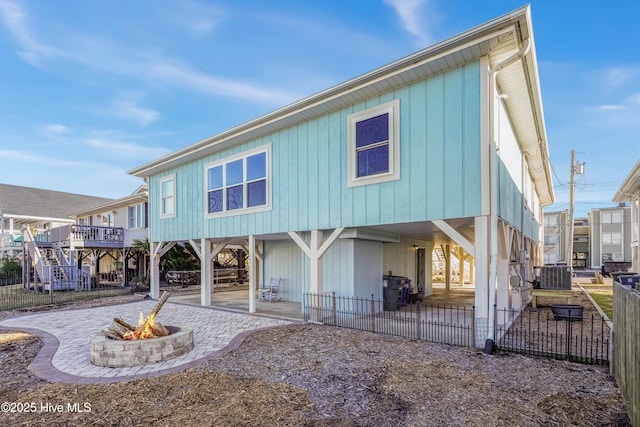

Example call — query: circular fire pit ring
[90,325,194,368]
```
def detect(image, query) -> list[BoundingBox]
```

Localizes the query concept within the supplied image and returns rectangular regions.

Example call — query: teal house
[130,5,554,347]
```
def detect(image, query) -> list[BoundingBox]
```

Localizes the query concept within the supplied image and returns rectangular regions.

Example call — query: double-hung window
[347,99,400,187]
[128,203,146,229]
[206,146,270,216]
[160,174,176,219]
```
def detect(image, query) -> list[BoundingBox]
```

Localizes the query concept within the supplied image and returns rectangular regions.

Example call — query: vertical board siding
[353,240,384,299]
[150,61,483,242]
[263,239,303,302]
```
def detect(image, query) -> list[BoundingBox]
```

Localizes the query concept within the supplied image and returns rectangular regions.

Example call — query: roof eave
[612,159,640,202]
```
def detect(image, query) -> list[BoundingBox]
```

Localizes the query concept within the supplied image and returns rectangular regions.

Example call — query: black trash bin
[383,275,406,311]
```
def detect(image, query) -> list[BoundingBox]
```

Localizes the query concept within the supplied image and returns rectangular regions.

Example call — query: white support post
[456,247,465,287]
[474,216,489,348]
[310,229,324,295]
[150,241,176,300]
[249,234,256,313]
[192,238,230,306]
[287,228,344,322]
[444,244,451,291]
[201,238,212,306]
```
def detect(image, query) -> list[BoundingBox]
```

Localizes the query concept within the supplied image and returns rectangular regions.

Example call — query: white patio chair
[259,278,281,302]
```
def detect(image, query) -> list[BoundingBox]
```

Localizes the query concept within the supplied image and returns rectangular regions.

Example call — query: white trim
[347,99,400,188]
[204,144,272,218]
[159,174,176,219]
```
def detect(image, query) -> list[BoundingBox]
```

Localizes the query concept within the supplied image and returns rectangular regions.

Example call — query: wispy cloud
[384,0,439,48]
[0,0,298,106]
[82,137,170,160]
[41,123,71,136]
[0,0,59,66]
[149,63,302,105]
[161,0,223,37]
[101,93,159,126]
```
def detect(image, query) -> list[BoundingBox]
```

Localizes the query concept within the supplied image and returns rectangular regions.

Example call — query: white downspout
[485,37,531,354]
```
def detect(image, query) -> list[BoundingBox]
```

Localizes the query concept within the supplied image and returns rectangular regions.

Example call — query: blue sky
[0,0,638,218]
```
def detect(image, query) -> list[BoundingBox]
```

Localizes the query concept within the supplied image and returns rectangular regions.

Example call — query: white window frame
[128,203,146,229]
[160,174,176,219]
[347,99,400,188]
[204,145,272,219]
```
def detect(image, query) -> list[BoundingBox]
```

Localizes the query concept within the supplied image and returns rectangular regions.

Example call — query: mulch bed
[0,293,631,426]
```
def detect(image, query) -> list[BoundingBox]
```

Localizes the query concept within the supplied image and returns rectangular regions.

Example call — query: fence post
[370,294,375,333]
[332,292,337,326]
[416,301,421,340]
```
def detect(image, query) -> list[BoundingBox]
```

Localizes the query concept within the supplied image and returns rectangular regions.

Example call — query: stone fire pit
[90,325,194,368]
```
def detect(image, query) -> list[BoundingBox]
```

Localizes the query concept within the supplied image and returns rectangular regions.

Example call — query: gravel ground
[0,295,631,426]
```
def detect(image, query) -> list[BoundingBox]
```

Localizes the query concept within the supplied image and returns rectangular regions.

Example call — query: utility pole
[567,150,575,276]
[567,150,585,276]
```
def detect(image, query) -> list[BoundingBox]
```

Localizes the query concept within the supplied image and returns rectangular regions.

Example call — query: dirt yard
[0,296,631,426]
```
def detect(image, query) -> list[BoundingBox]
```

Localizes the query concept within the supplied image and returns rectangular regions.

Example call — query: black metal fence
[0,277,132,312]
[303,293,610,366]
[0,270,21,286]
[495,306,610,365]
[303,293,476,347]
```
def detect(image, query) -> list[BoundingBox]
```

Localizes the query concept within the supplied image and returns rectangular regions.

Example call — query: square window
[227,185,243,210]
[347,100,400,187]
[208,166,222,190]
[226,159,243,186]
[208,190,223,213]
[248,180,266,207]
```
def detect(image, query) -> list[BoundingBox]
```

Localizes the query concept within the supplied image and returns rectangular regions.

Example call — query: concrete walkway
[0,301,293,384]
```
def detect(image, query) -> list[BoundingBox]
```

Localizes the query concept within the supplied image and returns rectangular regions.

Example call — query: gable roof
[129,5,553,205]
[71,185,148,218]
[0,183,114,219]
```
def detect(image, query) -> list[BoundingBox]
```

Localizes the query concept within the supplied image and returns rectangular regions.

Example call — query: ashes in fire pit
[90,292,194,367]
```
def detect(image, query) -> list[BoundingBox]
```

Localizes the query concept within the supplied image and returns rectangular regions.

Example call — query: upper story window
[601,210,622,224]
[128,203,147,229]
[347,99,400,187]
[602,232,621,245]
[160,174,176,219]
[205,145,271,217]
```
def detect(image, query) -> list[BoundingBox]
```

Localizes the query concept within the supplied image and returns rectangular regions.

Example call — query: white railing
[51,224,124,247]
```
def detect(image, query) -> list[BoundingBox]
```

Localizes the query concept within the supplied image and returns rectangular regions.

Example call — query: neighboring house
[129,6,554,348]
[543,210,568,265]
[589,204,632,270]
[0,184,112,260]
[612,160,640,273]
[61,185,149,286]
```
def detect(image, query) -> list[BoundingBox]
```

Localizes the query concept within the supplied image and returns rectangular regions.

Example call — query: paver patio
[0,300,292,384]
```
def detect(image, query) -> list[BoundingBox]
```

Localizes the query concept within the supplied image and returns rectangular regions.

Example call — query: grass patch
[588,291,614,319]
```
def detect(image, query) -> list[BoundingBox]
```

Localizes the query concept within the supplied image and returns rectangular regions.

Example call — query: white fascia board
[613,159,640,202]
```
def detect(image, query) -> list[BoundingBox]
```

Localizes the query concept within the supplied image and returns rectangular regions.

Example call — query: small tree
[131,238,150,290]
